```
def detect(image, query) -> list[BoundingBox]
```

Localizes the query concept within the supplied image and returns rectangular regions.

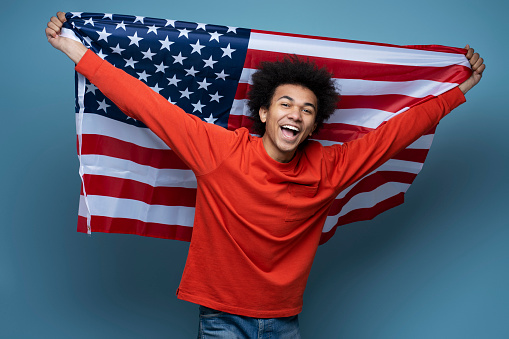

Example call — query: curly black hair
[247,55,340,135]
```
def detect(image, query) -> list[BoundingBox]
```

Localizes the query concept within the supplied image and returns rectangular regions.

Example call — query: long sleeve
[324,87,466,191]
[75,49,238,175]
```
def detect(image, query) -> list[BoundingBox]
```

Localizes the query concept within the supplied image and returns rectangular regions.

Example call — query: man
[46,11,485,338]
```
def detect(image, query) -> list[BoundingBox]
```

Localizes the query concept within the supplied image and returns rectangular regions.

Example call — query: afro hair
[247,55,340,135]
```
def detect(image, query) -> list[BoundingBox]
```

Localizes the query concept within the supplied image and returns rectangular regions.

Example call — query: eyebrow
[277,95,317,110]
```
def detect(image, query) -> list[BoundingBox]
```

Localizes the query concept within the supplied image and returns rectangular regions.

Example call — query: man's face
[259,84,318,163]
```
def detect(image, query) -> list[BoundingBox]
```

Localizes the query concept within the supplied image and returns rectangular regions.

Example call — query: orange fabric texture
[76,50,465,317]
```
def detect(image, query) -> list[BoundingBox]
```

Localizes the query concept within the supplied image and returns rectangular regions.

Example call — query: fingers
[57,11,67,23]
[464,45,486,74]
[46,12,66,39]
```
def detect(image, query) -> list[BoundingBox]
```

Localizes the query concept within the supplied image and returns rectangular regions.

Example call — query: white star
[192,100,206,113]
[128,31,143,46]
[84,17,94,26]
[208,31,222,42]
[221,43,235,58]
[124,57,138,69]
[86,83,98,94]
[141,48,156,60]
[179,88,193,99]
[209,91,223,102]
[215,70,228,80]
[227,26,237,33]
[167,75,181,86]
[185,66,199,77]
[197,78,211,90]
[168,97,177,104]
[155,61,169,73]
[196,23,207,30]
[190,40,205,54]
[103,13,113,19]
[111,43,125,55]
[165,19,176,27]
[137,70,150,82]
[134,16,145,24]
[204,113,218,124]
[173,52,187,65]
[159,36,174,51]
[203,56,218,69]
[151,83,163,93]
[115,21,126,30]
[97,49,107,59]
[178,28,191,39]
[71,12,82,18]
[97,27,112,42]
[97,99,110,112]
[147,25,159,35]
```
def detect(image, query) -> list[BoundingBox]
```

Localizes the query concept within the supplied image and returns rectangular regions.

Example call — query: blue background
[1,0,507,338]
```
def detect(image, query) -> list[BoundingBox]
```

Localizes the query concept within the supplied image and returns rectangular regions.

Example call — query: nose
[287,107,303,121]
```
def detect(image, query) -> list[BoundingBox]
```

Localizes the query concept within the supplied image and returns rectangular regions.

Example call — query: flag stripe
[243,50,469,83]
[79,134,189,170]
[319,192,405,244]
[79,194,196,226]
[247,32,470,67]
[80,154,197,188]
[328,171,417,215]
[81,174,197,207]
[77,215,193,241]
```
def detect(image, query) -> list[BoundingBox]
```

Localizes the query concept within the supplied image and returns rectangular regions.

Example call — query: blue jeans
[198,305,301,338]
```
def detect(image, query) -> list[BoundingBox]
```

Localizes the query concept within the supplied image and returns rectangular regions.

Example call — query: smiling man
[46,11,485,339]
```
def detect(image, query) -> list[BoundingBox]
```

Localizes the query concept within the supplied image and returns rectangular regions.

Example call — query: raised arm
[326,47,485,190]
[45,12,237,175]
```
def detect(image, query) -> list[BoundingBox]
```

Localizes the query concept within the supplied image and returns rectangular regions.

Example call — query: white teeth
[282,125,300,132]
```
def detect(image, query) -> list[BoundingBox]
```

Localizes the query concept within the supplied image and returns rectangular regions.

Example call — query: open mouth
[281,125,300,139]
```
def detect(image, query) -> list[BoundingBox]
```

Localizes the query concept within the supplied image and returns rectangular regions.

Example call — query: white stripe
[333,158,424,201]
[249,32,470,67]
[323,182,411,232]
[333,78,457,97]
[79,195,195,227]
[326,108,394,128]
[79,112,170,150]
[80,154,197,188]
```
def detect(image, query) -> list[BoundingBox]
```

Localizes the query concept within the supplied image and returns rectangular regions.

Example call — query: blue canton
[65,12,250,129]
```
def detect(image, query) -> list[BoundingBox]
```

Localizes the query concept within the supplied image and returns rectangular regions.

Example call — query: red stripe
[82,174,197,207]
[244,49,470,83]
[312,122,373,143]
[391,148,429,163]
[227,114,255,132]
[77,215,193,242]
[79,134,190,170]
[328,171,416,215]
[319,192,405,244]
[251,30,468,55]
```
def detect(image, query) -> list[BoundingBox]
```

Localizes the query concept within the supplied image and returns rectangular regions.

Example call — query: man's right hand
[45,11,88,64]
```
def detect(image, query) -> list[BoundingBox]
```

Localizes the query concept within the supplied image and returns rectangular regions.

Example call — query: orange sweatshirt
[75,50,466,318]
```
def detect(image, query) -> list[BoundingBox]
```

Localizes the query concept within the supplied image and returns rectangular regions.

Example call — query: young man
[46,11,484,338]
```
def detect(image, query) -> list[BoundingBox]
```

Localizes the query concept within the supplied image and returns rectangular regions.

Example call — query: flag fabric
[62,12,471,244]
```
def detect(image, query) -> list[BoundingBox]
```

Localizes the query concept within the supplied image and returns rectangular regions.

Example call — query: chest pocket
[285,183,318,222]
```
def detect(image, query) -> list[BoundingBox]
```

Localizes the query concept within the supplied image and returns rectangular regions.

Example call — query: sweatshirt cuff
[75,49,103,80]
[441,86,466,112]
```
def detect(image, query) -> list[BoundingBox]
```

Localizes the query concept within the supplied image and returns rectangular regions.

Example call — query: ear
[309,123,317,137]
[259,106,268,123]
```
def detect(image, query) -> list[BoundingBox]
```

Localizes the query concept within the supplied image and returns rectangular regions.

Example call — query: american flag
[62,12,471,244]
